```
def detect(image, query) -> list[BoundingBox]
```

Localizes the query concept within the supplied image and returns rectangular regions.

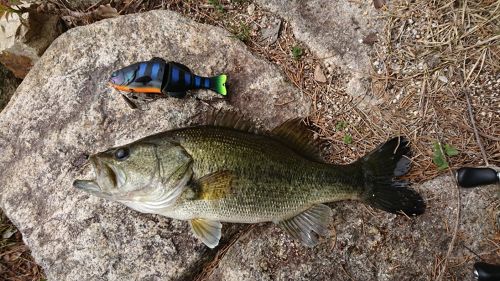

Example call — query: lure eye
[114,148,129,161]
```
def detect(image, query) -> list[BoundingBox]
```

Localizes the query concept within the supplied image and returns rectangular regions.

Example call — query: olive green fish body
[163,126,359,222]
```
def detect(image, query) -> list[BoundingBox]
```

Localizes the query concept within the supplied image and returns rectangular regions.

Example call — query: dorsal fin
[271,118,325,162]
[205,109,259,133]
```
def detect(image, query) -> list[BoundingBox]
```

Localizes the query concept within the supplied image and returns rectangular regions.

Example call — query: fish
[108,57,227,99]
[73,112,425,248]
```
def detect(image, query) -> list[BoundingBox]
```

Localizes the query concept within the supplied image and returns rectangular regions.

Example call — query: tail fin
[359,136,425,216]
[210,74,227,96]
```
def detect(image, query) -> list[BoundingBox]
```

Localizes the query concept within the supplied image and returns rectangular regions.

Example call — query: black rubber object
[456,167,499,188]
[474,262,500,281]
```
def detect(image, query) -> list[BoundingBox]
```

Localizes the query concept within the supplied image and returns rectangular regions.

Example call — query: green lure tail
[209,74,228,96]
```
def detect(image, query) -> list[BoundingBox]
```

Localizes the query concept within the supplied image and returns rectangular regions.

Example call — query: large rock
[208,175,499,280]
[256,0,383,106]
[0,10,308,281]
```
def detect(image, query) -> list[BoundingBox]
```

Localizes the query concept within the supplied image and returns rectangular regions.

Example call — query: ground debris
[0,212,45,281]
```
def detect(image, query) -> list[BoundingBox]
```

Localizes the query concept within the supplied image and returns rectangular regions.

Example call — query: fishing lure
[108,58,227,100]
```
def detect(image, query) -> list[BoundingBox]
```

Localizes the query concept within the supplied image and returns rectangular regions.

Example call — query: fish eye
[111,71,118,77]
[114,148,129,161]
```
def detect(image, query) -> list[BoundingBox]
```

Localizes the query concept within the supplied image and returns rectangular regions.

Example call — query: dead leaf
[314,65,327,83]
[96,4,118,19]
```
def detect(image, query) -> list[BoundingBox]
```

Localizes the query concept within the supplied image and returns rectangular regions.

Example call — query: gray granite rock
[0,10,308,281]
[256,0,384,106]
[207,175,499,280]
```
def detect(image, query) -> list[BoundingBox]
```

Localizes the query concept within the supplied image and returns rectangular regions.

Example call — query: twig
[464,89,489,166]
[435,171,461,281]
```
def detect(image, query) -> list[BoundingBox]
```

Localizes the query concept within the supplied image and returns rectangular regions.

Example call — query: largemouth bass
[74,112,425,248]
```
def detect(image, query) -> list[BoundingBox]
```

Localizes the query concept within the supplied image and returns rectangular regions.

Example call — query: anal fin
[277,204,332,247]
[189,219,222,249]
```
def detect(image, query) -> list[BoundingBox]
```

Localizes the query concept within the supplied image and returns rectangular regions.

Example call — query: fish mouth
[73,179,101,192]
[106,162,126,188]
[73,157,126,196]
[73,156,101,193]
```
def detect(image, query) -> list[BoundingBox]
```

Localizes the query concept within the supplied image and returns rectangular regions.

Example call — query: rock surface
[208,175,499,281]
[0,10,308,281]
[256,0,384,106]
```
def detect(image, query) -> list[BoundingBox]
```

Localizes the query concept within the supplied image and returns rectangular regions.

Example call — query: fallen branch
[464,89,489,166]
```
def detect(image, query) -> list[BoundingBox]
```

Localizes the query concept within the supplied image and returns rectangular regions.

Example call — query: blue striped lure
[109,58,227,99]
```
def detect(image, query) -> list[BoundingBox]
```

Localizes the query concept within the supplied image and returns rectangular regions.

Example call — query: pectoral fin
[277,204,332,247]
[197,170,235,200]
[189,219,222,249]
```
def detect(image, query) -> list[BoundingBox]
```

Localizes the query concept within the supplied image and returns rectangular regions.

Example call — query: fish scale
[163,126,359,222]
